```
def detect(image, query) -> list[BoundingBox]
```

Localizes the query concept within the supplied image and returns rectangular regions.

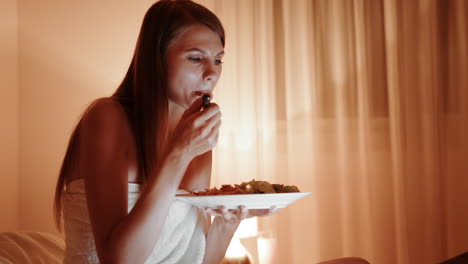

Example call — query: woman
[53,1,272,263]
[53,1,368,263]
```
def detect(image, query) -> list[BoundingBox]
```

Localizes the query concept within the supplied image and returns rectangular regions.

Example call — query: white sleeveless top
[62,179,206,264]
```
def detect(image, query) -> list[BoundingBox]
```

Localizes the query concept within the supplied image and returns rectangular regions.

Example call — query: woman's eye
[188,57,202,62]
[215,59,224,65]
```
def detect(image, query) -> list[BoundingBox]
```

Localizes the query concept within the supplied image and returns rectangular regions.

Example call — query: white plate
[175,192,312,210]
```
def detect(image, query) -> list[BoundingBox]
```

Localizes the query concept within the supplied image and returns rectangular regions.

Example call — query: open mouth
[194,91,212,108]
[194,90,213,98]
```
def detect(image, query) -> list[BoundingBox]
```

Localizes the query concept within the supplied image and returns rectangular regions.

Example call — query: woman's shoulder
[85,96,125,116]
[82,96,127,123]
[79,97,132,144]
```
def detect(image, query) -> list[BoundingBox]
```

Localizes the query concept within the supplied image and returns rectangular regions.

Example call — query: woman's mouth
[194,90,212,98]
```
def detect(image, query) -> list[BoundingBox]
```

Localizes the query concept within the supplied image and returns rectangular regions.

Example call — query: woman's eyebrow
[184,48,224,56]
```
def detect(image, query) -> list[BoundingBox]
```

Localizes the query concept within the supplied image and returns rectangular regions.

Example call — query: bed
[0,231,64,264]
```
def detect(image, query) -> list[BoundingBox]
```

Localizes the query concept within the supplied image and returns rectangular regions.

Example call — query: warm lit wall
[17,0,154,234]
[0,0,20,232]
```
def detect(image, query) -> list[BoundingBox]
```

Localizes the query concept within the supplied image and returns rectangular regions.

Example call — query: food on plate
[272,184,300,193]
[192,180,300,195]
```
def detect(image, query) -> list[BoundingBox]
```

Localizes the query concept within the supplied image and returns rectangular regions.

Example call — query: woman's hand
[170,97,221,159]
[202,206,278,264]
[205,205,280,225]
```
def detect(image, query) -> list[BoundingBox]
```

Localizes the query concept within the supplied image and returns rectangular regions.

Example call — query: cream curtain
[197,0,468,263]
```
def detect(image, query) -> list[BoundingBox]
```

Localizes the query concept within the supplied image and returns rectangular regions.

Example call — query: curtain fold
[198,0,468,263]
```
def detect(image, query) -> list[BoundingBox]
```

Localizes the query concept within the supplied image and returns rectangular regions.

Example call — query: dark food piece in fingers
[202,94,211,108]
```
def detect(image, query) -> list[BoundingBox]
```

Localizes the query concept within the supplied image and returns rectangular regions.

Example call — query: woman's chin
[168,99,189,112]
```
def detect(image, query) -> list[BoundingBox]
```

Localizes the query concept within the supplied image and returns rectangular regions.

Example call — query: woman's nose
[203,64,219,82]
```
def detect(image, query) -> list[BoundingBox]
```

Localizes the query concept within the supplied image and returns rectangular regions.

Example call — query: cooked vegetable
[192,179,300,195]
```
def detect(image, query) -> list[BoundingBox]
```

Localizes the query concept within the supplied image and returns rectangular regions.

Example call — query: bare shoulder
[82,97,128,128]
[80,97,130,143]
[72,96,136,184]
[77,97,133,164]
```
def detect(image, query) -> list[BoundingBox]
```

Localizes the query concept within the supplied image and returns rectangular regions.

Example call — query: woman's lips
[194,90,212,97]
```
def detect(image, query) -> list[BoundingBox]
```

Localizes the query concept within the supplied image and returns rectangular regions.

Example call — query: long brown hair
[53,0,225,231]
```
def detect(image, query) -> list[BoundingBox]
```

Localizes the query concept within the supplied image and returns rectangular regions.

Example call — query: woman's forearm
[102,150,192,263]
[202,216,239,264]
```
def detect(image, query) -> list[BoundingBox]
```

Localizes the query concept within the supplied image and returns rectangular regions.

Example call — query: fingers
[204,119,221,147]
[205,206,248,221]
[181,97,203,119]
[192,103,220,127]
[205,206,230,220]
[244,206,280,218]
[201,111,222,136]
[267,206,279,216]
[239,205,248,220]
[205,208,219,217]
[206,206,280,218]
[196,105,222,148]
[221,206,232,221]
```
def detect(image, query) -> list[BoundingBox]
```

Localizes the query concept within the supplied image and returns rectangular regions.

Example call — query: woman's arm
[81,98,221,264]
[179,147,238,263]
[202,208,246,264]
[179,151,212,193]
[202,206,279,263]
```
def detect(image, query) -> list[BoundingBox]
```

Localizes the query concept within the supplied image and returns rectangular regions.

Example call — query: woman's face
[166,24,224,109]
